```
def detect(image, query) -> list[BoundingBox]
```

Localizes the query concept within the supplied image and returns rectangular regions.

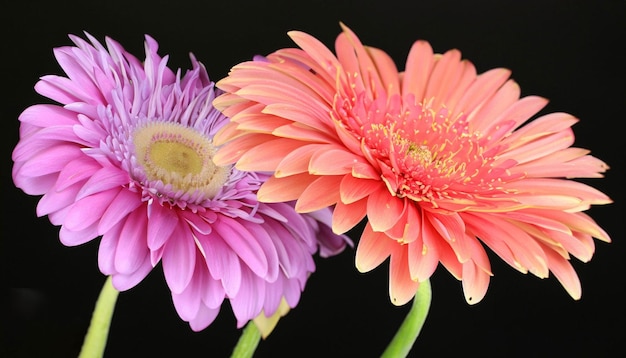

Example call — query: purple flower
[12,33,351,331]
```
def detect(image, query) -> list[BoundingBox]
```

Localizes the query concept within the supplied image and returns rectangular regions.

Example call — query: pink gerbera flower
[11,33,350,331]
[213,24,611,306]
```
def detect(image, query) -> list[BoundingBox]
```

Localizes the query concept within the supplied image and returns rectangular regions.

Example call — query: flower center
[334,92,517,208]
[133,122,230,200]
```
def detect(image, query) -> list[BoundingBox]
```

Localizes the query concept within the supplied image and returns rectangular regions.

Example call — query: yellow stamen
[133,122,230,199]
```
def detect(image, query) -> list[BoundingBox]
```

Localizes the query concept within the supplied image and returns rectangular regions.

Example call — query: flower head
[12,33,350,331]
[213,24,611,305]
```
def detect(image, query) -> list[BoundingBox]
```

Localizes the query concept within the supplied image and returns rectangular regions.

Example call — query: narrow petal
[389,247,420,306]
[401,40,435,101]
[543,244,582,299]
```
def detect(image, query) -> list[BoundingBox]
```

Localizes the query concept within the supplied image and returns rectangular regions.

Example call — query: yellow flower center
[133,122,230,199]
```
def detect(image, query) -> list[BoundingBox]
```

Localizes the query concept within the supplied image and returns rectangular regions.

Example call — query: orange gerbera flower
[213,24,611,305]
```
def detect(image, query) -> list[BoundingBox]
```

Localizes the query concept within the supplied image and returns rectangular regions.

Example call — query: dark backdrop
[2,1,624,357]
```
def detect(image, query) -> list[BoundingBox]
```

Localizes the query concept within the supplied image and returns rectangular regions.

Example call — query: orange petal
[237,138,304,172]
[389,246,420,306]
[257,173,316,203]
[424,48,463,110]
[401,40,435,102]
[275,144,322,178]
[332,197,367,234]
[543,244,582,300]
[367,188,405,232]
[462,260,491,304]
[455,68,511,117]
[505,179,612,206]
[476,95,548,136]
[355,223,394,273]
[213,133,274,167]
[339,175,382,204]
[288,30,342,76]
[309,147,361,175]
[467,79,520,131]
[407,210,439,281]
[385,202,421,244]
[295,175,342,213]
[336,23,385,99]
[365,45,400,97]
[426,211,470,263]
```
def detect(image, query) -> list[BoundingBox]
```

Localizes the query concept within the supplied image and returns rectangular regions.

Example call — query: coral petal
[367,188,405,232]
[355,223,394,272]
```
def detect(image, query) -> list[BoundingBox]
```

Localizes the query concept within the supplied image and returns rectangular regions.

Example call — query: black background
[2,1,624,357]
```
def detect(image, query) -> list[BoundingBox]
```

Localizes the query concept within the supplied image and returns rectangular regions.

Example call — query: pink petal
[111,255,153,291]
[18,144,82,177]
[98,224,122,275]
[75,167,129,201]
[189,304,220,332]
[162,223,197,294]
[36,183,82,217]
[98,189,142,233]
[54,156,102,191]
[63,189,119,231]
[114,208,149,275]
[146,202,179,250]
[213,216,268,278]
[229,269,264,326]
[197,230,242,297]
[17,104,79,127]
[171,260,203,321]
[59,222,99,246]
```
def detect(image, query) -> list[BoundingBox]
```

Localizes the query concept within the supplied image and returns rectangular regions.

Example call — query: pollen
[133,122,230,199]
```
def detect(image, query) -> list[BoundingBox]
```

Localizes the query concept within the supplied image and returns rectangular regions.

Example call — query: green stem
[231,321,262,358]
[78,276,119,358]
[381,279,432,358]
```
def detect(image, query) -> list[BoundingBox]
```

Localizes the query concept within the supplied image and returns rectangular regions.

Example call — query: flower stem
[79,276,119,358]
[231,321,262,358]
[381,279,432,358]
